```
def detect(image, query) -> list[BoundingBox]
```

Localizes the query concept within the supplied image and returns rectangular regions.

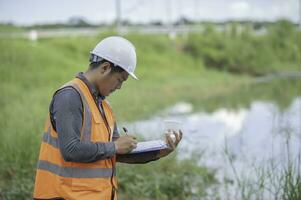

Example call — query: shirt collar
[76,72,105,101]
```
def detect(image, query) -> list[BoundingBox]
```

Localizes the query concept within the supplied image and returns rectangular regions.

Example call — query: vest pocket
[92,111,102,123]
[92,113,110,142]
[71,178,111,192]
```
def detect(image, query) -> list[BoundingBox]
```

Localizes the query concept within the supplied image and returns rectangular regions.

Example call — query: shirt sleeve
[50,87,116,163]
[116,151,160,164]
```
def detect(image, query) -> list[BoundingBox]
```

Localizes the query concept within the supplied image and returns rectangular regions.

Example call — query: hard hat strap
[89,54,120,68]
[89,54,104,63]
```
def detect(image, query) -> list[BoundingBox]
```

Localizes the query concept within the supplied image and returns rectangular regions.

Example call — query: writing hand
[114,136,137,154]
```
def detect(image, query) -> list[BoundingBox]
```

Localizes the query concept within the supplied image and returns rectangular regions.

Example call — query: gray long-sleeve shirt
[49,72,159,163]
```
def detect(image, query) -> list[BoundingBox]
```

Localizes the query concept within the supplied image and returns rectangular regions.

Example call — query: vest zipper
[96,101,116,200]
[79,78,116,198]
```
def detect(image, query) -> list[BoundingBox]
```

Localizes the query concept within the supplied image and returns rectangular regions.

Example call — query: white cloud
[0,0,299,25]
[229,1,251,18]
[270,0,299,20]
[227,0,299,22]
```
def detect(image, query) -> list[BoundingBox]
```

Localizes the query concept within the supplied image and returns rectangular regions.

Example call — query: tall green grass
[0,34,240,199]
[0,29,300,199]
[223,124,301,200]
[118,155,217,200]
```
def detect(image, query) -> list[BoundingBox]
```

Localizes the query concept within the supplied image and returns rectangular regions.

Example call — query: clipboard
[128,139,168,154]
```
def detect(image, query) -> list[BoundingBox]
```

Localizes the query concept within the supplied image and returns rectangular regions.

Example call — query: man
[33,36,182,200]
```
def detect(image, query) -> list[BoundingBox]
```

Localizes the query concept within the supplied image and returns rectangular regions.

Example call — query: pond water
[122,96,301,196]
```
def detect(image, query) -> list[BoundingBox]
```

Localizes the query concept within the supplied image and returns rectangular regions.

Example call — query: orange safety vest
[33,78,118,200]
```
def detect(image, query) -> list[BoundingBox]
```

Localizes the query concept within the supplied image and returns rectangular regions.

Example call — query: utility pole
[194,0,199,23]
[299,0,301,28]
[116,0,121,34]
[166,0,172,28]
[166,0,176,39]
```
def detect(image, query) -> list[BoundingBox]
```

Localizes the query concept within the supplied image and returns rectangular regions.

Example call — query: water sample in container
[163,120,182,143]
[164,120,182,132]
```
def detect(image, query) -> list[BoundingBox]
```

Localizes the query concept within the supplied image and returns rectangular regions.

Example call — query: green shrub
[183,20,301,75]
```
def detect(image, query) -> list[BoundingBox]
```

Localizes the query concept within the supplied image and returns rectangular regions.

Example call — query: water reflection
[123,97,301,182]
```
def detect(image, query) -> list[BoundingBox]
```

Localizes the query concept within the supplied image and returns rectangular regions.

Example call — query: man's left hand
[157,129,183,159]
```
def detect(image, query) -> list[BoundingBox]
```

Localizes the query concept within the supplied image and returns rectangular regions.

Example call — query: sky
[0,0,300,26]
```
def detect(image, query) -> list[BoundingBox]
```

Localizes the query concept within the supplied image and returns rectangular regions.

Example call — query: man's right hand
[114,136,137,154]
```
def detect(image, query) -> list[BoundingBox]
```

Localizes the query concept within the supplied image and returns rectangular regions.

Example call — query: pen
[122,127,128,135]
[122,127,137,140]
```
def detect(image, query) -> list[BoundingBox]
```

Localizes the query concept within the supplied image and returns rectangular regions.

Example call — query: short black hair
[89,60,125,74]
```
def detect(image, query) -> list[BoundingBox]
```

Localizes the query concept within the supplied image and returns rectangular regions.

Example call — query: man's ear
[99,62,112,75]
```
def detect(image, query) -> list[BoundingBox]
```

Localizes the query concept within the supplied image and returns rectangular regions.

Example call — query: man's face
[97,70,129,97]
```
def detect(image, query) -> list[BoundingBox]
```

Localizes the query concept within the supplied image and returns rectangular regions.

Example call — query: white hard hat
[90,36,138,80]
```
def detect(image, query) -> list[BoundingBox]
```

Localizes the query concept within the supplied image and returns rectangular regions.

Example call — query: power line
[123,0,149,16]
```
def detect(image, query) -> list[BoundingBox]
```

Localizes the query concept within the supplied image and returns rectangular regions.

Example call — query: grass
[0,33,244,199]
[197,78,301,113]
[0,32,300,199]
[118,154,218,200]
[0,24,25,33]
[222,114,301,200]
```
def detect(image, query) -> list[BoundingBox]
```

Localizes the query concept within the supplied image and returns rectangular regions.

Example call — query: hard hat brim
[128,72,139,80]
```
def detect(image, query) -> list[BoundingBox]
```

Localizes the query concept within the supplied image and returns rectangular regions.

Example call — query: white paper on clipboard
[129,140,168,154]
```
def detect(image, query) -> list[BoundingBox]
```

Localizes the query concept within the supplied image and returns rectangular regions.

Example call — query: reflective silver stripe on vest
[70,83,92,141]
[37,160,115,178]
[43,131,58,148]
